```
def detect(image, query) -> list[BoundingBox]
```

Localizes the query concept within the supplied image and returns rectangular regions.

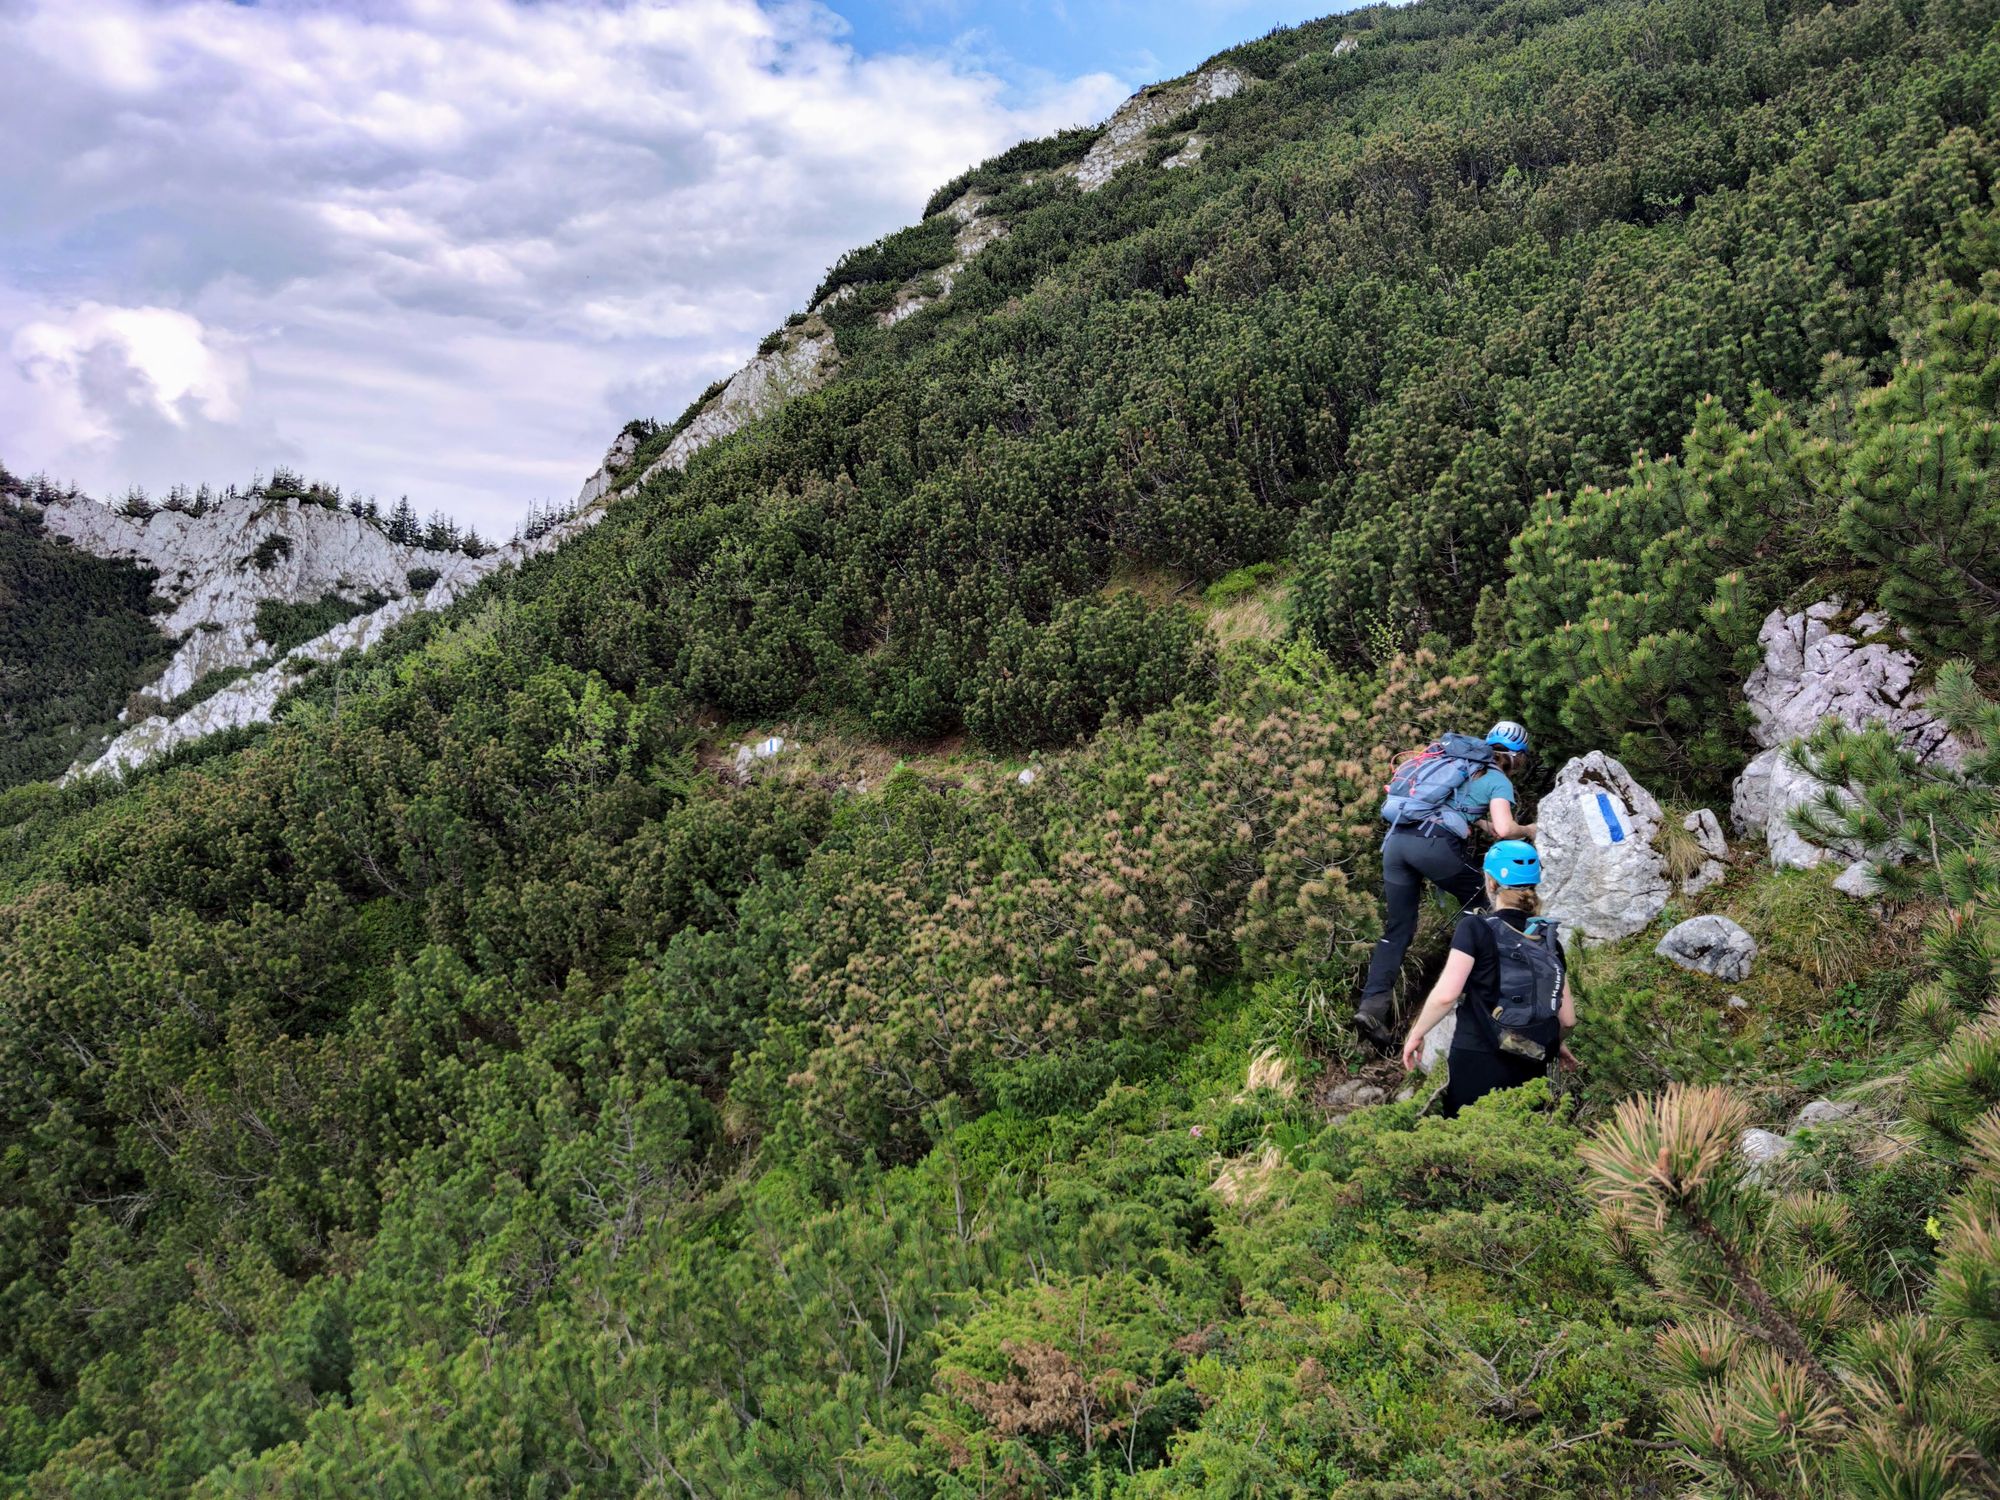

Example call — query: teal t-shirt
[1453,767,1515,819]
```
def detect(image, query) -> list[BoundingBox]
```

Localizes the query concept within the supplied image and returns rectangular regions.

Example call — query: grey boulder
[1537,752,1671,943]
[1740,1128,1792,1180]
[1324,1079,1389,1113]
[1657,914,1757,981]
[1833,861,1884,899]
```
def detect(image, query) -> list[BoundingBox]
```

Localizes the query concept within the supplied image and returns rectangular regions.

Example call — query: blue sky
[0,0,1353,531]
[832,1,1340,94]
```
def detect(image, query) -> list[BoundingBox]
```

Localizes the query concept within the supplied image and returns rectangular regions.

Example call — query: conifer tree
[385,495,420,545]
[1839,295,2000,660]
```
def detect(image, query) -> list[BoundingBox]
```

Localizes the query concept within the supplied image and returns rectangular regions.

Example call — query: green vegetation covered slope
[0,470,172,787]
[3,0,2000,1495]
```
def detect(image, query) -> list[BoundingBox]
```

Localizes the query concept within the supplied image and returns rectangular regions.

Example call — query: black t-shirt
[1448,907,1566,1055]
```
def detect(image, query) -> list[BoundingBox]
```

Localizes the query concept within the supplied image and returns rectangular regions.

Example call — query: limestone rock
[877,197,1011,328]
[1795,1099,1860,1129]
[732,735,786,781]
[1727,994,1750,1011]
[1833,861,1884,899]
[1073,67,1250,192]
[572,429,641,509]
[74,501,603,780]
[1537,751,1672,942]
[38,492,462,649]
[1732,745,1856,869]
[1682,808,1728,895]
[1323,1078,1387,1114]
[1332,36,1359,56]
[633,334,837,488]
[1163,135,1206,170]
[1733,601,1961,866]
[1418,1011,1455,1074]
[1744,602,1959,762]
[1656,915,1757,982]
[1740,1128,1791,1174]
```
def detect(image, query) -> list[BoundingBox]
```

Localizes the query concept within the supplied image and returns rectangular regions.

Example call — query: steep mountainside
[3,1,2000,1496]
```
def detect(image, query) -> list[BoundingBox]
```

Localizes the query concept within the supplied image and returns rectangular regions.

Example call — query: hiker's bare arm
[1487,798,1536,840]
[1401,950,1474,1071]
[1558,979,1576,1030]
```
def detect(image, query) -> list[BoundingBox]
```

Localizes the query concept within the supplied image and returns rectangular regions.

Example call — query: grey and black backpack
[1482,913,1565,1035]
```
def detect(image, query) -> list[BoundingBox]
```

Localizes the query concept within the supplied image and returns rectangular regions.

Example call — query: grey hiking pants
[1357,828,1485,1017]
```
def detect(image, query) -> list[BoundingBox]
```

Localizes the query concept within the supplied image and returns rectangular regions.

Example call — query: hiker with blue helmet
[1353,720,1536,1049]
[1399,839,1576,1115]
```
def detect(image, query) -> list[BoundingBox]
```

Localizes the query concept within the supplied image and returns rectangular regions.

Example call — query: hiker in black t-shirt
[1398,840,1576,1117]
[1355,720,1536,1050]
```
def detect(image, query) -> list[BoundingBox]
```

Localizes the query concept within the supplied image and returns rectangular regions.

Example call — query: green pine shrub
[964,592,1212,749]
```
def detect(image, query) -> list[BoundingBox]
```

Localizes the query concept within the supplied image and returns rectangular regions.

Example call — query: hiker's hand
[1400,1030,1423,1072]
[1558,1042,1578,1069]
[1474,817,1494,836]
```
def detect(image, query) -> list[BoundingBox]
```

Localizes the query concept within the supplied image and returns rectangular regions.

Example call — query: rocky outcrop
[879,193,1011,328]
[38,489,468,739]
[1733,602,1960,869]
[1744,601,1958,760]
[38,492,461,649]
[572,429,641,510]
[1322,1077,1387,1114]
[1739,1128,1791,1180]
[1732,745,1853,869]
[1795,1099,1860,1129]
[1071,67,1251,193]
[1833,861,1884,899]
[1418,1012,1455,1074]
[74,502,601,779]
[1656,915,1757,982]
[626,332,838,492]
[1537,751,1672,942]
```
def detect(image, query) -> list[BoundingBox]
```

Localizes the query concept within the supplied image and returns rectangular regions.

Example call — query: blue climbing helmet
[1483,839,1541,886]
[1486,719,1531,754]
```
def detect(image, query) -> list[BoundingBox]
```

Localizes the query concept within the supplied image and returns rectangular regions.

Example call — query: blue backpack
[1380,733,1495,839]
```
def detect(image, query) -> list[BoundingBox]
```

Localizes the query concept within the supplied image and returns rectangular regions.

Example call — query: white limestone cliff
[75,502,602,779]
[37,491,467,714]
[1070,67,1251,192]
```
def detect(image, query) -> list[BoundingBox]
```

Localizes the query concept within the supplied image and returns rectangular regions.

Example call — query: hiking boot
[1352,997,1395,1051]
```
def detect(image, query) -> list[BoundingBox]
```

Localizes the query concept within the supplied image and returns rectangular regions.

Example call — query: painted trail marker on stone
[1583,790,1631,848]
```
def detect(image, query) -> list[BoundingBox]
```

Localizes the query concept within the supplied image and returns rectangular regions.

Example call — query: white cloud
[12,303,244,433]
[0,0,1128,530]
